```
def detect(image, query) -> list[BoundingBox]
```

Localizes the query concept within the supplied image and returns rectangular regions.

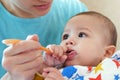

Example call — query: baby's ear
[104,45,116,57]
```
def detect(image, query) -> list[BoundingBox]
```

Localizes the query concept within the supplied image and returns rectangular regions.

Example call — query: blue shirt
[0,0,87,77]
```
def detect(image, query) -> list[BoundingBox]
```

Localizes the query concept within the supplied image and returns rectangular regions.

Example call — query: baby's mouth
[66,49,77,60]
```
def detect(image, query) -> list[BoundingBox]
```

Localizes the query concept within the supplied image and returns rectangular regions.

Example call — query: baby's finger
[60,55,67,63]
[42,67,63,80]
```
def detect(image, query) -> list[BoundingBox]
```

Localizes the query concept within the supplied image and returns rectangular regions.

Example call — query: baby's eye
[78,32,86,38]
[62,34,69,40]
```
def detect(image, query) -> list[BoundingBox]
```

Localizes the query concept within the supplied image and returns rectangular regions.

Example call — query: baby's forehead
[69,15,104,26]
[65,16,109,37]
[66,15,105,30]
[65,13,113,35]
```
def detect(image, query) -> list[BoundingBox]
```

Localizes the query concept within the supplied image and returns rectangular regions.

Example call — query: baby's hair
[74,11,117,46]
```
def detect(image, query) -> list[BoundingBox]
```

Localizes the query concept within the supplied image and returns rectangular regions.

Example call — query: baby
[42,11,120,80]
[2,11,119,80]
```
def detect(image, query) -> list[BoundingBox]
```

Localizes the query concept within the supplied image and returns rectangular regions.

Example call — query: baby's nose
[66,40,75,45]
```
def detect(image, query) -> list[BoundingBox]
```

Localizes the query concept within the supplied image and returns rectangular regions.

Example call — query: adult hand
[2,34,44,80]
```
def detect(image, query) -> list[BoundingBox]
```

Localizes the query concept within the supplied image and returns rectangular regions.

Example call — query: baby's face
[61,15,107,66]
[10,0,53,17]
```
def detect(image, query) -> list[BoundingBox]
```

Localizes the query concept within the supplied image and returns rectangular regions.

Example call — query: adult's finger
[3,40,41,56]
[26,34,39,41]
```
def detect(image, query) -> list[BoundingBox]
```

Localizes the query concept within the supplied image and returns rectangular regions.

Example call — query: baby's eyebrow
[77,27,89,30]
[78,27,92,32]
[64,29,70,32]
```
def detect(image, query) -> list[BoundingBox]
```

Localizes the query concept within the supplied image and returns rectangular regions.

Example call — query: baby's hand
[44,44,67,68]
[42,67,64,80]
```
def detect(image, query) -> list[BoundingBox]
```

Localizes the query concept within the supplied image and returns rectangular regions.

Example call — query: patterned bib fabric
[112,50,120,62]
[60,58,120,80]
